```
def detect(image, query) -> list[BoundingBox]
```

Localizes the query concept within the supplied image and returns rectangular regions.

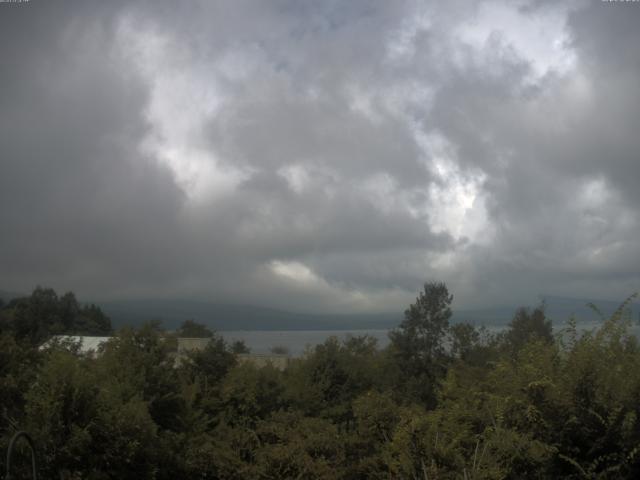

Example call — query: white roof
[40,335,112,354]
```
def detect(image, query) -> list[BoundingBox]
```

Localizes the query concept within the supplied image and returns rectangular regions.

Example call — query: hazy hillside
[99,299,402,331]
[0,290,24,303]
[3,288,636,331]
[541,294,639,324]
[97,295,639,331]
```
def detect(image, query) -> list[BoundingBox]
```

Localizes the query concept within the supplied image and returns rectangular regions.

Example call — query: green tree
[230,339,250,354]
[180,334,237,388]
[1,287,111,343]
[176,319,213,338]
[76,303,112,335]
[0,332,42,469]
[504,304,553,355]
[342,390,400,477]
[389,281,453,407]
[252,411,342,479]
[98,324,184,431]
[24,350,160,479]
[449,322,479,361]
[270,345,289,355]
[287,336,381,426]
[8,287,62,343]
[221,363,288,427]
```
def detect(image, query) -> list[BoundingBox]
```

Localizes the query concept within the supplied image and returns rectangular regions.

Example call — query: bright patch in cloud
[386,6,433,62]
[415,131,491,243]
[277,164,312,194]
[456,1,576,81]
[116,17,251,201]
[270,260,321,285]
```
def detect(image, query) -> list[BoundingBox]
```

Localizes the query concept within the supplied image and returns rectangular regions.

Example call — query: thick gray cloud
[1,0,639,313]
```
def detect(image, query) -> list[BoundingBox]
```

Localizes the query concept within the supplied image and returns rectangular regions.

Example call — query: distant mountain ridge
[453,294,639,327]
[540,294,639,325]
[99,299,402,331]
[98,294,639,331]
[0,289,25,303]
[2,289,637,331]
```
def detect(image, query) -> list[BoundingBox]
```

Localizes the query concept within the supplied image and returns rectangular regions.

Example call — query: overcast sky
[1,0,639,313]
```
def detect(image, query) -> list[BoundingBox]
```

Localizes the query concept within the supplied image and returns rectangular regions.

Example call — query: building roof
[39,336,291,370]
[39,335,112,354]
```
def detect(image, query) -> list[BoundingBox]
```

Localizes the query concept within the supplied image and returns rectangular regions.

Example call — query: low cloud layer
[1,0,639,313]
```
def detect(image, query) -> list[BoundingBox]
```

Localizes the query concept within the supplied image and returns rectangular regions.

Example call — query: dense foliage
[1,284,640,479]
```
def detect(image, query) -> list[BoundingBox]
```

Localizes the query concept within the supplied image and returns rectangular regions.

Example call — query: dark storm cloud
[0,1,189,295]
[1,0,639,312]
